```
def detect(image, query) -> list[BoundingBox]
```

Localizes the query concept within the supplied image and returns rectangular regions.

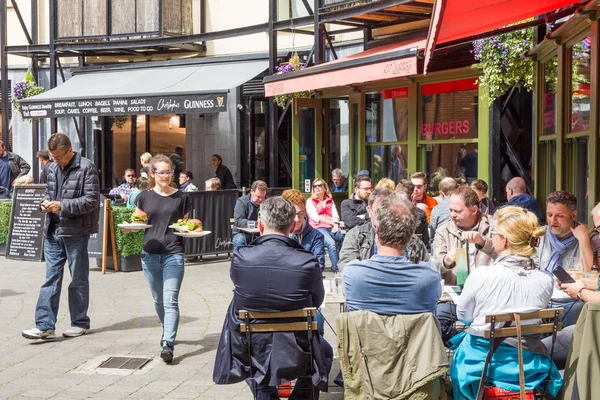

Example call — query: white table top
[238,227,260,234]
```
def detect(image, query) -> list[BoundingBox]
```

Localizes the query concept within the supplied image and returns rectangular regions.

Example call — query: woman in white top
[451,206,562,399]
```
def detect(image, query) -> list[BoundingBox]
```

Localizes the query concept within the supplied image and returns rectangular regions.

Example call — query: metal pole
[267,0,278,187]
[0,0,9,149]
[31,0,40,180]
[49,0,57,134]
[313,0,321,65]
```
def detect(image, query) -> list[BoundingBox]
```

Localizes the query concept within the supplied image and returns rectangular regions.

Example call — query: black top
[215,164,237,189]
[136,189,191,254]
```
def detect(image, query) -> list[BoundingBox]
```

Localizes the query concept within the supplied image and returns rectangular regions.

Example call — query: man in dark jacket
[213,197,332,399]
[282,189,325,270]
[504,177,544,223]
[22,133,99,341]
[170,145,184,186]
[341,176,372,230]
[232,180,267,249]
[0,139,31,194]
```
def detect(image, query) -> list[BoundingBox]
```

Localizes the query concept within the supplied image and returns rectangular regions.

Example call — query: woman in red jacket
[306,178,343,272]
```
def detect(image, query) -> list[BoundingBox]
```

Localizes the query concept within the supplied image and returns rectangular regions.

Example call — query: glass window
[253,101,267,181]
[424,143,478,182]
[298,107,316,191]
[538,140,556,203]
[367,145,408,186]
[135,115,147,175]
[542,58,558,136]
[149,114,185,158]
[366,93,380,144]
[329,99,350,180]
[569,35,591,133]
[382,96,409,142]
[421,81,479,141]
[564,137,588,217]
[112,116,133,185]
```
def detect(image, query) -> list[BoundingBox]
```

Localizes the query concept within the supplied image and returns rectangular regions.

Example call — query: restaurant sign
[20,93,228,118]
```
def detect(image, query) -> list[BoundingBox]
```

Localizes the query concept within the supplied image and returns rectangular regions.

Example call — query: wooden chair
[239,307,318,400]
[476,308,564,400]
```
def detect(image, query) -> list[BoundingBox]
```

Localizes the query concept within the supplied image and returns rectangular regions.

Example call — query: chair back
[477,308,564,400]
[239,307,317,400]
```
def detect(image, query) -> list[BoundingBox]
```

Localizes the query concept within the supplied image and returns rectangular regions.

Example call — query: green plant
[112,116,130,129]
[111,206,144,257]
[11,70,45,118]
[0,201,11,244]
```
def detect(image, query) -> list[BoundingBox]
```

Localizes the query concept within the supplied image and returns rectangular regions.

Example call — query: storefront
[265,38,489,196]
[529,0,599,222]
[19,58,269,189]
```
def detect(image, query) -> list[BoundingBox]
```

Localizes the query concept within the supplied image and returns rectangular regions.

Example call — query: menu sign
[6,185,47,262]
[20,93,228,118]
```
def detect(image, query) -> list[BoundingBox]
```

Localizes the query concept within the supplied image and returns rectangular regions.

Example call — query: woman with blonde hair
[375,177,395,191]
[451,206,562,399]
[306,178,343,272]
[140,152,153,179]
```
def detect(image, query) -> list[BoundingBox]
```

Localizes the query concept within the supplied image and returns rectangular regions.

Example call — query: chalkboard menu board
[88,196,107,258]
[6,184,47,262]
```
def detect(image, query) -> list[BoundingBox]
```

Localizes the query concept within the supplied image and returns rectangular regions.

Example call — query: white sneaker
[22,328,56,340]
[62,327,90,338]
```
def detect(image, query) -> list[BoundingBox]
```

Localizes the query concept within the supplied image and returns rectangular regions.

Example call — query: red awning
[264,38,425,97]
[424,0,584,73]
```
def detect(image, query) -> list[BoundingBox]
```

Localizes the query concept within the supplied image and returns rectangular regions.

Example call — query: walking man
[22,133,100,340]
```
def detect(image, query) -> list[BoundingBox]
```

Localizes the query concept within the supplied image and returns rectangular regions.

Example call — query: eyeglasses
[154,170,174,177]
[313,184,323,188]
[358,186,373,191]
[296,211,306,217]
[490,230,502,237]
[49,147,71,161]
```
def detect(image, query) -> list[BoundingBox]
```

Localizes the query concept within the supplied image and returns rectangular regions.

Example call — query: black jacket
[213,235,332,389]
[44,152,100,236]
[216,164,237,189]
[6,151,31,182]
[415,207,430,246]
[341,196,370,230]
[505,193,544,223]
[233,193,259,234]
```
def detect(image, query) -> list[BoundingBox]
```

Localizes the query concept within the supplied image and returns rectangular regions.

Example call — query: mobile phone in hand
[553,265,576,284]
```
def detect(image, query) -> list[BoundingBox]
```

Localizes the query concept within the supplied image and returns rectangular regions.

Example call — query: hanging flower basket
[11,70,45,118]
[273,53,314,109]
[112,115,130,129]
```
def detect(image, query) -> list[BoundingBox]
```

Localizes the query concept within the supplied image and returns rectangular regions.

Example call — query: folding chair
[476,308,564,400]
[239,307,318,400]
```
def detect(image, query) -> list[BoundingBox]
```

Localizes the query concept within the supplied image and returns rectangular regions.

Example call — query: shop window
[421,79,479,141]
[112,116,134,185]
[135,116,147,175]
[538,140,556,205]
[253,101,267,181]
[366,93,381,144]
[564,137,588,218]
[367,145,408,186]
[298,107,316,189]
[542,57,558,136]
[329,99,350,181]
[424,143,478,184]
[569,35,591,133]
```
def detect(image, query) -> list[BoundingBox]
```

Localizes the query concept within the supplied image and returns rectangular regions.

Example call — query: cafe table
[237,227,260,235]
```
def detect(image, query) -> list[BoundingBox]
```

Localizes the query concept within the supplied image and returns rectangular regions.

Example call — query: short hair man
[432,186,496,285]
[282,189,325,270]
[341,176,372,230]
[410,171,438,224]
[429,177,458,242]
[22,133,100,340]
[504,177,544,223]
[109,168,137,200]
[331,168,347,192]
[170,145,184,184]
[36,149,52,184]
[339,187,429,270]
[343,191,441,314]
[178,170,198,192]
[232,180,267,249]
[0,139,31,194]
[395,179,429,245]
[213,197,332,398]
[534,191,600,327]
[205,177,221,191]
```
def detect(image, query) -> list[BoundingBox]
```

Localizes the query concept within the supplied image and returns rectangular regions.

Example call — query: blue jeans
[317,228,343,270]
[549,298,584,328]
[36,231,91,330]
[141,252,185,346]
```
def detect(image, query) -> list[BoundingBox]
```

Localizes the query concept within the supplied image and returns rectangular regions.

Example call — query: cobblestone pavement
[0,255,344,399]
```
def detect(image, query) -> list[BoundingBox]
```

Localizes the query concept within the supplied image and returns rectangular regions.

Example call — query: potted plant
[273,52,314,109]
[11,70,45,118]
[0,201,11,256]
[112,206,144,272]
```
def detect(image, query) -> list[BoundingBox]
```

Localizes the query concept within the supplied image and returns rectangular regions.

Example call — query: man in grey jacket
[339,187,429,270]
[0,139,31,193]
[22,133,99,341]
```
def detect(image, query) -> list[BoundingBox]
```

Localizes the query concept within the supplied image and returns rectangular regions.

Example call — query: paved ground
[0,255,344,399]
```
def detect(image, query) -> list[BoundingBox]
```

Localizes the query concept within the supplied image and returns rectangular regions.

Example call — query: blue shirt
[0,154,12,191]
[343,254,442,315]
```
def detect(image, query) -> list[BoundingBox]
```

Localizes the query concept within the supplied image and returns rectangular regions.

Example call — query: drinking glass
[247,221,256,230]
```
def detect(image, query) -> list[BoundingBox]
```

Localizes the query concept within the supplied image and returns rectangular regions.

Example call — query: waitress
[128,154,191,363]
